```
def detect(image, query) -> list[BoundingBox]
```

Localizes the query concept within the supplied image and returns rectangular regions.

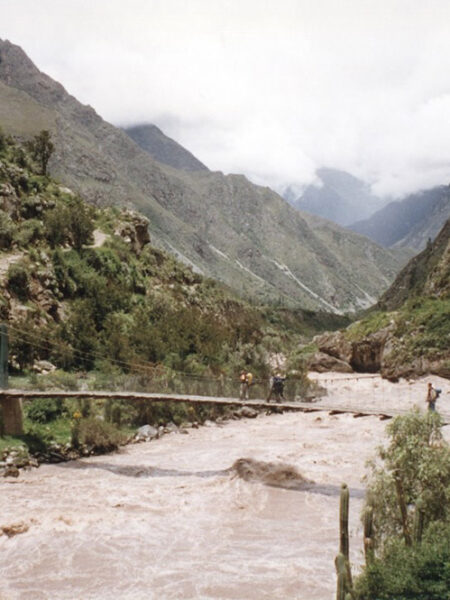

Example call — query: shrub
[14,219,44,247]
[21,425,54,454]
[355,522,450,600]
[78,418,125,453]
[26,397,64,423]
[0,212,15,249]
[7,262,30,300]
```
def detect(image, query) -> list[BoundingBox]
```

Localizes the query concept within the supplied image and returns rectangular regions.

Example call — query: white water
[1,374,449,600]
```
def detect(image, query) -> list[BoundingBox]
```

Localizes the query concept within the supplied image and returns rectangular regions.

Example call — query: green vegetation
[26,129,54,176]
[353,411,450,599]
[0,132,340,388]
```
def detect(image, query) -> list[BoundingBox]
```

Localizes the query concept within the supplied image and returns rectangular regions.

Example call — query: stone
[308,352,353,373]
[33,360,57,374]
[313,331,352,364]
[234,407,258,419]
[135,425,158,441]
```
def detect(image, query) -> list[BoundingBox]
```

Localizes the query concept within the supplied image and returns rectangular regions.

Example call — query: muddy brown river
[1,374,449,599]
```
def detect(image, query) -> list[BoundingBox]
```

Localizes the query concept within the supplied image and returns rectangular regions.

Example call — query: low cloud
[3,0,450,198]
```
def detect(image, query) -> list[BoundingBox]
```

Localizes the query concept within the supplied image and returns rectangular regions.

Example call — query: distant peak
[125,122,209,173]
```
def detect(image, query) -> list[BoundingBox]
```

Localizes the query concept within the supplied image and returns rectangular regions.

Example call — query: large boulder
[308,351,353,373]
[350,327,392,373]
[115,210,150,255]
[313,331,352,364]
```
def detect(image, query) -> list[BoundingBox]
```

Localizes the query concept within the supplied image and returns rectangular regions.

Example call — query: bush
[78,418,125,452]
[0,212,15,249]
[26,397,64,423]
[14,219,44,247]
[355,522,450,600]
[7,262,30,300]
[21,425,54,454]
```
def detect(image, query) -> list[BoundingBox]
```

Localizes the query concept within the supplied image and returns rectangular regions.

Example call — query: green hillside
[0,131,349,388]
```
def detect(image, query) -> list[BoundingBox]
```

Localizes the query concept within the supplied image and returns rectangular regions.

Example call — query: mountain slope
[284,168,385,226]
[311,219,450,379]
[124,123,208,172]
[377,218,450,311]
[349,186,450,251]
[0,39,404,312]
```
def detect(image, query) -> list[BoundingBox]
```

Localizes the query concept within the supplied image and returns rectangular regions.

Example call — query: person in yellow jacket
[239,370,253,400]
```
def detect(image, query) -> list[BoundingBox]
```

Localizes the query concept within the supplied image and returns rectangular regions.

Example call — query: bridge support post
[1,396,24,436]
[0,325,24,436]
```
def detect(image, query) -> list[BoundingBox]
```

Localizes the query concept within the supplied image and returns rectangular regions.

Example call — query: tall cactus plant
[363,505,374,565]
[335,483,353,599]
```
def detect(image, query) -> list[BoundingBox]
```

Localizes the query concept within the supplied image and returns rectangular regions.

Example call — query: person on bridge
[239,370,253,400]
[267,373,286,403]
[426,382,441,412]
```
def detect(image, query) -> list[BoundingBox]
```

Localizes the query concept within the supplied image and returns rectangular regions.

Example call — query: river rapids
[1,374,449,599]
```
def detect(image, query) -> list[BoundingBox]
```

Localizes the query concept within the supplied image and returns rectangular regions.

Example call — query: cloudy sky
[3,0,450,197]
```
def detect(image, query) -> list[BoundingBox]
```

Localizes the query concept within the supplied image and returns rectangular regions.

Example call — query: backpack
[247,372,253,386]
[273,376,284,391]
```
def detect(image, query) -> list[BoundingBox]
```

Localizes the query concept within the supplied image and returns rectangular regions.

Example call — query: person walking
[267,373,286,403]
[426,382,441,412]
[239,370,252,400]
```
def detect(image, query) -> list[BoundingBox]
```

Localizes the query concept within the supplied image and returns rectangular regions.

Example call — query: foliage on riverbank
[353,410,450,599]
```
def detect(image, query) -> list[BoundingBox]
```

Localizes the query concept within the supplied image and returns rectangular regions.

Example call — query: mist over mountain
[349,186,450,251]
[0,38,405,313]
[283,168,386,226]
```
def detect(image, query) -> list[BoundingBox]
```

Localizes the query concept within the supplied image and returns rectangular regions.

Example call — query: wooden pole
[0,323,8,390]
[0,324,23,436]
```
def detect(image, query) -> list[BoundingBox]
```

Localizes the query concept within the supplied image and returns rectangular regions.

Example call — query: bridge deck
[2,389,447,424]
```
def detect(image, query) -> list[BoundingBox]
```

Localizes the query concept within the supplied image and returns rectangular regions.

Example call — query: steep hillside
[1,134,346,379]
[125,123,208,172]
[310,219,450,380]
[349,186,450,251]
[284,168,385,226]
[0,39,404,312]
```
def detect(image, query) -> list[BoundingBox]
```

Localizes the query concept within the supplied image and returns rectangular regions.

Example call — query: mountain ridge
[0,38,405,312]
[284,167,386,226]
[349,185,450,251]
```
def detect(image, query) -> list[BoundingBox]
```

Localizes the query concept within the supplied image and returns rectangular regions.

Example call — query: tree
[29,130,54,176]
[354,410,450,599]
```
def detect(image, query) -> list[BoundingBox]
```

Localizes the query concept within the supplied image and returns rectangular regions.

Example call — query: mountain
[0,39,404,313]
[284,168,385,226]
[310,219,450,379]
[124,124,209,172]
[349,186,450,251]
[377,218,450,311]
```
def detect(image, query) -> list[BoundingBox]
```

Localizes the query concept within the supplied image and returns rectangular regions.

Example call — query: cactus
[336,483,353,598]
[363,505,374,564]
[340,483,350,558]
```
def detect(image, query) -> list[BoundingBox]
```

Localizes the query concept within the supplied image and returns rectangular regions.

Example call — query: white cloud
[3,0,450,197]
